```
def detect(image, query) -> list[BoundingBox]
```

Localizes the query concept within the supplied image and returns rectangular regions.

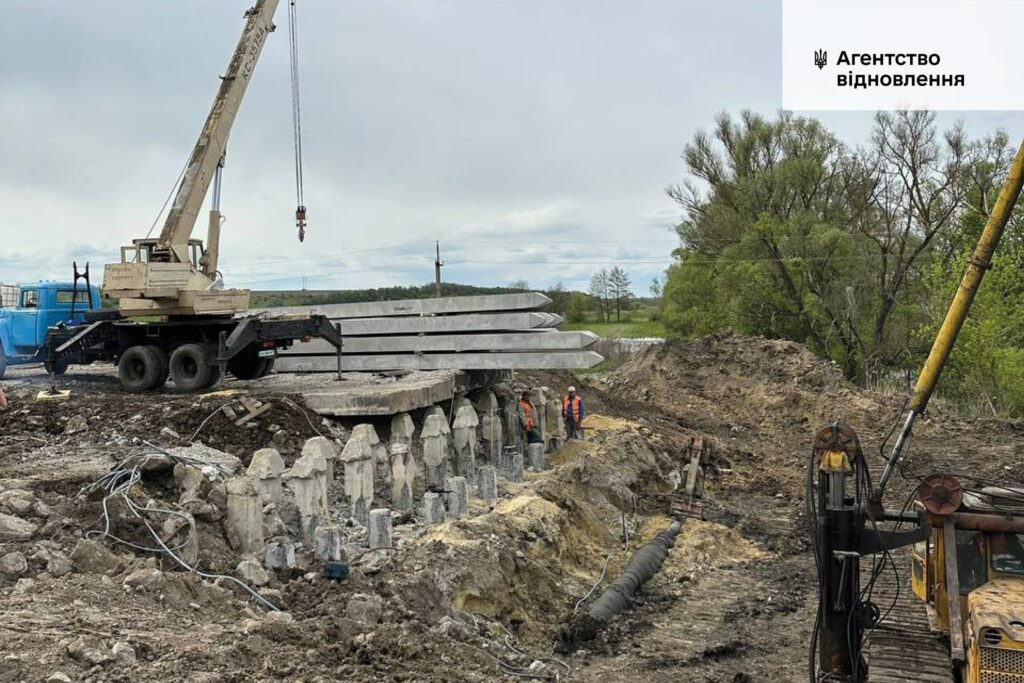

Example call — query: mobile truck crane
[811,140,1024,682]
[38,0,341,393]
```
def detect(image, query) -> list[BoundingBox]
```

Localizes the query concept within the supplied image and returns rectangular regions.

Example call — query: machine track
[863,556,953,682]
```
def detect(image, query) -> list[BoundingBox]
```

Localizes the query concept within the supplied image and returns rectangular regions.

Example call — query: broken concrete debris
[452,403,479,486]
[477,465,498,506]
[368,508,392,550]
[248,448,285,503]
[314,525,345,562]
[340,426,375,526]
[0,512,37,541]
[225,476,264,554]
[447,476,469,520]
[1,368,586,680]
[301,435,339,481]
[420,412,449,489]
[389,442,415,512]
[0,550,28,577]
[528,441,546,471]
[424,491,445,525]
[264,541,297,570]
[237,557,270,587]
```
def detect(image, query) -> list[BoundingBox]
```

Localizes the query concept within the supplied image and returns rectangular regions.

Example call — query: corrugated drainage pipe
[556,519,683,651]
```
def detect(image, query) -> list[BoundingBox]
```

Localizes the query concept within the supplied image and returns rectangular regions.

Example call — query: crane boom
[157,0,279,263]
[103,0,282,316]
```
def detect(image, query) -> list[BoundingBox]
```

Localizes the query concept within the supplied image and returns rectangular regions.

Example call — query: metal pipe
[950,512,1024,533]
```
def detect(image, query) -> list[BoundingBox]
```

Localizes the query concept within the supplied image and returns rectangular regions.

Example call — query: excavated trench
[2,333,1021,680]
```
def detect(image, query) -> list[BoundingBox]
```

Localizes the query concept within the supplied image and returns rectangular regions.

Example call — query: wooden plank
[252,292,552,319]
[280,330,599,355]
[275,351,605,372]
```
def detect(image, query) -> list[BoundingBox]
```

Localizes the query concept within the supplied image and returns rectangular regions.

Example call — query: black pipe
[556,520,683,650]
[588,520,682,620]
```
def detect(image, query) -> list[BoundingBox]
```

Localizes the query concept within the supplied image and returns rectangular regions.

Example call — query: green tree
[662,110,981,381]
[566,292,590,323]
[588,269,611,322]
[608,266,633,322]
[547,281,570,316]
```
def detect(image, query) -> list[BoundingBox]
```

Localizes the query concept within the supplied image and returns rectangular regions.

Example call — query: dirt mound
[0,384,330,467]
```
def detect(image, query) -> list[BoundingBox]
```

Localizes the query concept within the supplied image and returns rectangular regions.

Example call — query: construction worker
[563,385,585,440]
[518,390,542,444]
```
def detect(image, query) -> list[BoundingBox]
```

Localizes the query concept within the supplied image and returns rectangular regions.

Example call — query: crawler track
[863,555,953,682]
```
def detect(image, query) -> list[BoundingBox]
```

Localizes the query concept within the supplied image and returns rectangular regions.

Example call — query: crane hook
[296,205,306,242]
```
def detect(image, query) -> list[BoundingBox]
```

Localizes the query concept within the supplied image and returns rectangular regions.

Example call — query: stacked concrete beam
[256,292,554,319]
[277,351,603,373]
[258,292,603,373]
[281,330,598,355]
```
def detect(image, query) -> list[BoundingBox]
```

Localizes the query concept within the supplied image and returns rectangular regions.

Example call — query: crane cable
[288,0,307,242]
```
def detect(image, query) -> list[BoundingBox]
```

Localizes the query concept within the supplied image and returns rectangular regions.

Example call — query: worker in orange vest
[563,386,585,440]
[518,390,542,444]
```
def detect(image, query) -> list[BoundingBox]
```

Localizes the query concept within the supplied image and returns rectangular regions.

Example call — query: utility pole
[434,241,444,298]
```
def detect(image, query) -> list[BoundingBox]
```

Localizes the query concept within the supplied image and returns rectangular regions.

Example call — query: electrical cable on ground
[574,553,612,611]
[470,611,572,681]
[80,442,279,611]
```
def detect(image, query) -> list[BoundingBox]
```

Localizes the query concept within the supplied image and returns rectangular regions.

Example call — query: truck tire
[118,345,163,393]
[204,365,222,390]
[227,351,263,380]
[44,358,69,376]
[169,343,213,393]
[258,358,276,377]
[144,345,170,389]
[0,343,6,380]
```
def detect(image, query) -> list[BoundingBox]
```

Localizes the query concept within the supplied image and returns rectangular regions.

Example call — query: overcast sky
[2,0,1023,293]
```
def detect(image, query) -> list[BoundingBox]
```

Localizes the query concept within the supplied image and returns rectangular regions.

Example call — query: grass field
[562,319,667,338]
[562,303,668,338]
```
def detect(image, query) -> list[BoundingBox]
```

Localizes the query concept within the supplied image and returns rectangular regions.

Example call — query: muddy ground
[1,333,1022,682]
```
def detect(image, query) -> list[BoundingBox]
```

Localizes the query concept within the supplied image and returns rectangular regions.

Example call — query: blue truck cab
[0,282,100,378]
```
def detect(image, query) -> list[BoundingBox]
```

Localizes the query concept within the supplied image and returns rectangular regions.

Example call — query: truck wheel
[204,365,222,390]
[118,345,162,393]
[44,358,69,376]
[257,358,275,378]
[144,345,170,388]
[0,343,6,380]
[169,343,213,393]
[227,351,263,380]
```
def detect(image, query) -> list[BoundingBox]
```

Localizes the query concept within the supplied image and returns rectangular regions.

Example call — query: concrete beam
[300,369,506,417]
[319,312,562,336]
[253,292,552,319]
[280,330,599,355]
[277,351,604,373]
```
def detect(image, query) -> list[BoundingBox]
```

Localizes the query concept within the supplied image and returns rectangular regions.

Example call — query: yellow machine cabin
[911,489,1024,682]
